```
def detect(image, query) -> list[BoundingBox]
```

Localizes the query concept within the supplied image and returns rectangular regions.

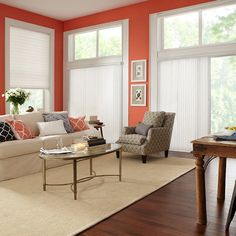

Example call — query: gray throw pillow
[43,112,74,133]
[135,123,153,136]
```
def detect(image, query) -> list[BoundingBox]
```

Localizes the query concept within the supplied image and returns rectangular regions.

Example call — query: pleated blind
[9,26,50,89]
[69,65,122,143]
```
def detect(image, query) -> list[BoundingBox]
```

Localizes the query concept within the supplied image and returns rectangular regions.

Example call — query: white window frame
[150,0,236,111]
[5,18,55,113]
[63,20,129,126]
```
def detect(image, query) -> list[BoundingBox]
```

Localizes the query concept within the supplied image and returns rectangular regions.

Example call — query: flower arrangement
[2,88,30,114]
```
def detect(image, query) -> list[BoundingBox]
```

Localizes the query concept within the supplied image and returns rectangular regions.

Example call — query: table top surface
[39,143,121,161]
[192,136,236,147]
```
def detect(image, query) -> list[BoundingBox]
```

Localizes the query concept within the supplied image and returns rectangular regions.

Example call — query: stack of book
[82,137,109,153]
[87,137,106,146]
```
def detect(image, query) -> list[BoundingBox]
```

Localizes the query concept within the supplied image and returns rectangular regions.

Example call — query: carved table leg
[195,154,207,225]
[218,157,227,201]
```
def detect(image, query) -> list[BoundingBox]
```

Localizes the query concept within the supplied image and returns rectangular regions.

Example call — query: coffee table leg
[90,157,93,175]
[73,159,77,200]
[42,159,46,191]
[119,149,122,181]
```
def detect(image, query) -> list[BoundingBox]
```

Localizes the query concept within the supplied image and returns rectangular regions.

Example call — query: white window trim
[149,0,236,111]
[5,18,55,113]
[63,19,129,126]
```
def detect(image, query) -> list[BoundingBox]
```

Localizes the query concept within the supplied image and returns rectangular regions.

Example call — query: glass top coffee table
[39,143,122,200]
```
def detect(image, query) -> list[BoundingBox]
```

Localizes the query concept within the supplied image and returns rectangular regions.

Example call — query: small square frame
[131,84,146,106]
[131,59,147,82]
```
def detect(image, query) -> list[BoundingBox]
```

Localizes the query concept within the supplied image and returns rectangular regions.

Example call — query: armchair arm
[122,126,136,135]
[144,127,171,153]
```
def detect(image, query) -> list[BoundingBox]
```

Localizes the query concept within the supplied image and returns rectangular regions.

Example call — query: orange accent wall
[0,3,63,114]
[64,0,213,125]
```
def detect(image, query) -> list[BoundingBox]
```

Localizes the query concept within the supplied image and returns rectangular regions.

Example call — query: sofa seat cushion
[117,134,146,145]
[0,138,43,160]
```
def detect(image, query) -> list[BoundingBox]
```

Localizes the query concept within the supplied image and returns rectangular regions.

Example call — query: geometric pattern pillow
[43,112,74,133]
[69,116,90,132]
[0,121,15,142]
[5,119,34,140]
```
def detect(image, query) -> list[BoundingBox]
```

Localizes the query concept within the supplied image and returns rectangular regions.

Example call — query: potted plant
[3,88,30,114]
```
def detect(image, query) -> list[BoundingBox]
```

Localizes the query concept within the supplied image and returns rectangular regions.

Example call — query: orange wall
[0,3,64,114]
[64,0,213,125]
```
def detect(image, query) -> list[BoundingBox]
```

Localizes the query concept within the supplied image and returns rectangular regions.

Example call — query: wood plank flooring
[78,152,236,236]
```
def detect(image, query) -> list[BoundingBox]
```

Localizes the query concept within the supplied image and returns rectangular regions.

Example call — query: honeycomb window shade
[9,26,50,89]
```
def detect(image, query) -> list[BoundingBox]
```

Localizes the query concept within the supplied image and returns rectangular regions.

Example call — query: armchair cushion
[135,123,153,136]
[143,111,165,127]
[122,126,136,135]
[117,134,146,145]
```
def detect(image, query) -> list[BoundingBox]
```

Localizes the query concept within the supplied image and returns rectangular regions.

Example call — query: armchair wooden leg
[142,155,147,164]
[116,151,120,159]
[165,150,169,158]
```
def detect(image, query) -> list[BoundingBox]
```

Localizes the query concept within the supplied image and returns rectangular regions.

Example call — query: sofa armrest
[122,126,136,135]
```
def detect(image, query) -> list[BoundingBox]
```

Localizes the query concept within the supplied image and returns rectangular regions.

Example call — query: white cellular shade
[69,65,122,143]
[10,26,50,89]
[158,58,209,152]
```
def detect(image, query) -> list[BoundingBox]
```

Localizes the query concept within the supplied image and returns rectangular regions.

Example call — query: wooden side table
[93,124,105,138]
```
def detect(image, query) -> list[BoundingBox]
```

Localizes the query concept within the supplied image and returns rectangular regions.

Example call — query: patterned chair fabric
[143,111,165,127]
[117,112,175,159]
[117,134,146,145]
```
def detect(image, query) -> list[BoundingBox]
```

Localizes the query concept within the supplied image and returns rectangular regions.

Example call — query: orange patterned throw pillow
[69,116,89,132]
[6,119,34,140]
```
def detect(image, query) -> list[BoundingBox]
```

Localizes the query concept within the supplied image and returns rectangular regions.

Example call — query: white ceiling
[0,0,148,21]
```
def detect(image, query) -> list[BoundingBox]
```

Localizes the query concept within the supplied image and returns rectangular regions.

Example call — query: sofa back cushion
[14,112,44,136]
[0,114,14,122]
[37,120,67,136]
[143,111,165,127]
[43,112,74,133]
[6,119,34,140]
[0,121,15,142]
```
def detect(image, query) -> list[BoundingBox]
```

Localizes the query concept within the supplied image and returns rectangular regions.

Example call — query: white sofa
[0,112,96,181]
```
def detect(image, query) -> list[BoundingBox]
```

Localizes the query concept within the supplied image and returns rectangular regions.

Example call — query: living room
[0,0,236,235]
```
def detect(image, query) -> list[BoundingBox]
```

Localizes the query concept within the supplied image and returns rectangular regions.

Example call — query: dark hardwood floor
[78,152,236,236]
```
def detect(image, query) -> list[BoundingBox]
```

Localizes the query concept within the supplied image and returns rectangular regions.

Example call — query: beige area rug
[0,153,195,236]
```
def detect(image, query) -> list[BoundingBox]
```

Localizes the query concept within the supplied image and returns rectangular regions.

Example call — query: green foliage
[211,56,236,133]
[203,9,236,44]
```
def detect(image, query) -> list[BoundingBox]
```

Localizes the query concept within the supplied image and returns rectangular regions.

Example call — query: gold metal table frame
[39,144,122,200]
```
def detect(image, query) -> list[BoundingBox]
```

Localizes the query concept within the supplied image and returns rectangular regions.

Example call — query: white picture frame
[131,59,147,82]
[131,84,146,106]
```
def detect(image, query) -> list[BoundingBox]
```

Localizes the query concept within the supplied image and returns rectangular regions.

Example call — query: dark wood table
[192,137,236,225]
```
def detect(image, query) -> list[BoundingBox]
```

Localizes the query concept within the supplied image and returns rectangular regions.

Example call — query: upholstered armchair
[116,112,175,163]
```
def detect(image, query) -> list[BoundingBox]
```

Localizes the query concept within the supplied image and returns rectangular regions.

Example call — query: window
[202,5,236,45]
[5,19,54,113]
[211,56,236,133]
[164,12,199,49]
[74,31,96,60]
[64,21,128,142]
[69,25,122,61]
[98,26,122,57]
[161,3,236,50]
[150,1,236,151]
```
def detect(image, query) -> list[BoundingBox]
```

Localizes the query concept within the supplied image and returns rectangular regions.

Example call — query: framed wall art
[131,84,146,106]
[131,59,147,82]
